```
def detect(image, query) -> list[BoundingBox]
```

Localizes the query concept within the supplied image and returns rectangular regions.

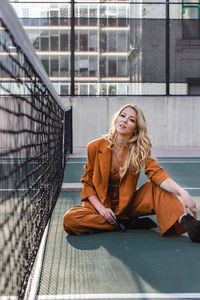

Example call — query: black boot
[180,214,200,242]
[114,217,157,232]
[127,217,157,230]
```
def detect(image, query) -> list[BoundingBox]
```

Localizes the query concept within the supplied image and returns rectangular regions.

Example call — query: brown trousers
[63,181,185,236]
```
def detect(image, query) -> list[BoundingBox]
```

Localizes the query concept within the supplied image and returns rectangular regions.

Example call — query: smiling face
[115,106,137,138]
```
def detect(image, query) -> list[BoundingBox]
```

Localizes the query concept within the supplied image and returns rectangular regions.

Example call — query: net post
[63,105,73,162]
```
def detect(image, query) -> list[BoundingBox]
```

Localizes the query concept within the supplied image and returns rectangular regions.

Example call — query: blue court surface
[37,157,200,300]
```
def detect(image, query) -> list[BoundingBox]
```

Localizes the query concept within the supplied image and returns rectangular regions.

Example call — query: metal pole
[62,112,66,168]
[70,106,73,154]
[166,0,170,95]
[70,0,75,96]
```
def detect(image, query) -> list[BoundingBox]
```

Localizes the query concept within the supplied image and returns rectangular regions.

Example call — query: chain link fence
[8,1,200,96]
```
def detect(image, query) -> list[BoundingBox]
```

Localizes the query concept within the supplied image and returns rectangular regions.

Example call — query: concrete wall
[61,96,200,151]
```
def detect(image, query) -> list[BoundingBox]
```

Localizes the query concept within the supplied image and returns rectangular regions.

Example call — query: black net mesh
[0,16,71,299]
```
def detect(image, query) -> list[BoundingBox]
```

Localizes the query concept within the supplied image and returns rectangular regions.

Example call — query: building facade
[9,0,200,96]
[11,0,131,96]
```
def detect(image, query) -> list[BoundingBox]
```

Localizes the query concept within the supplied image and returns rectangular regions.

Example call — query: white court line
[184,187,200,190]
[1,187,199,191]
[158,161,200,163]
[66,161,86,164]
[67,161,200,163]
[0,161,39,164]
[65,160,200,164]
[0,189,38,191]
[37,293,200,299]
[0,297,17,300]
[25,223,50,300]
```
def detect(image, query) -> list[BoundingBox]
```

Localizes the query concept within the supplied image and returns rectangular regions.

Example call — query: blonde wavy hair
[104,104,153,178]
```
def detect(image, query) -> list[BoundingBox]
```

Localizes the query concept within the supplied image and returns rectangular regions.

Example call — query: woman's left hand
[160,178,197,219]
[180,189,197,219]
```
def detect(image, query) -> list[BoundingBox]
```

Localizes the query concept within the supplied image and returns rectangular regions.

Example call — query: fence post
[70,0,75,96]
[166,0,170,95]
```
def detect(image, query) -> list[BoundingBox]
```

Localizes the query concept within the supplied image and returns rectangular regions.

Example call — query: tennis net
[0,1,72,299]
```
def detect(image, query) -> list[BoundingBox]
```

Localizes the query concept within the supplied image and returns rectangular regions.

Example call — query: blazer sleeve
[144,157,170,186]
[80,142,97,201]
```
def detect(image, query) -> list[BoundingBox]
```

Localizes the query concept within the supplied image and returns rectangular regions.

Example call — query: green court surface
[38,157,200,300]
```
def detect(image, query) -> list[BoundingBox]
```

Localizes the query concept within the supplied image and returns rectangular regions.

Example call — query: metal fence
[9,1,200,96]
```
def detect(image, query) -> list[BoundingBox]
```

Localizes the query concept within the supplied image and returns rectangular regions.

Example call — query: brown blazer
[81,138,169,216]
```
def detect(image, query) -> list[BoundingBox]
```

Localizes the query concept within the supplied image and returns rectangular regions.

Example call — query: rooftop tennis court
[1,1,200,299]
[37,156,200,300]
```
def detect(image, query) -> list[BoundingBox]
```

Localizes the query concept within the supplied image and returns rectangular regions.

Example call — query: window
[50,10,58,25]
[182,19,200,39]
[60,56,69,77]
[0,56,19,78]
[50,30,59,51]
[118,83,127,95]
[182,0,200,38]
[79,56,88,76]
[28,29,40,50]
[41,30,49,51]
[80,31,88,51]
[80,84,88,95]
[33,37,39,50]
[75,31,79,51]
[79,5,88,26]
[40,55,49,75]
[108,57,117,77]
[118,5,128,26]
[60,30,69,51]
[89,84,97,95]
[23,7,29,18]
[107,5,117,26]
[109,84,117,95]
[100,83,107,95]
[52,82,59,94]
[100,57,106,77]
[60,6,69,25]
[60,84,69,95]
[89,31,97,51]
[108,32,116,51]
[75,57,79,76]
[188,78,200,95]
[89,56,97,76]
[89,6,97,26]
[40,10,49,25]
[100,32,107,52]
[50,56,59,76]
[118,31,127,52]
[100,56,127,78]
[183,0,199,19]
[118,57,127,76]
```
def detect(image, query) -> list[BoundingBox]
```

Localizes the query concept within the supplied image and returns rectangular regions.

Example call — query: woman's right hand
[99,207,116,224]
[88,195,116,224]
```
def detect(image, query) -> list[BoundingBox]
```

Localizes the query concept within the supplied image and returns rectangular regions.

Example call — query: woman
[63,104,200,242]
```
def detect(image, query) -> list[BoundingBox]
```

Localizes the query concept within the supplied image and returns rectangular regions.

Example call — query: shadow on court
[66,229,200,294]
[38,157,200,298]
[39,192,200,296]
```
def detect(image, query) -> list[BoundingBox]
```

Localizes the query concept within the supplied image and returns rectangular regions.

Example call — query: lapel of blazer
[98,140,111,191]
